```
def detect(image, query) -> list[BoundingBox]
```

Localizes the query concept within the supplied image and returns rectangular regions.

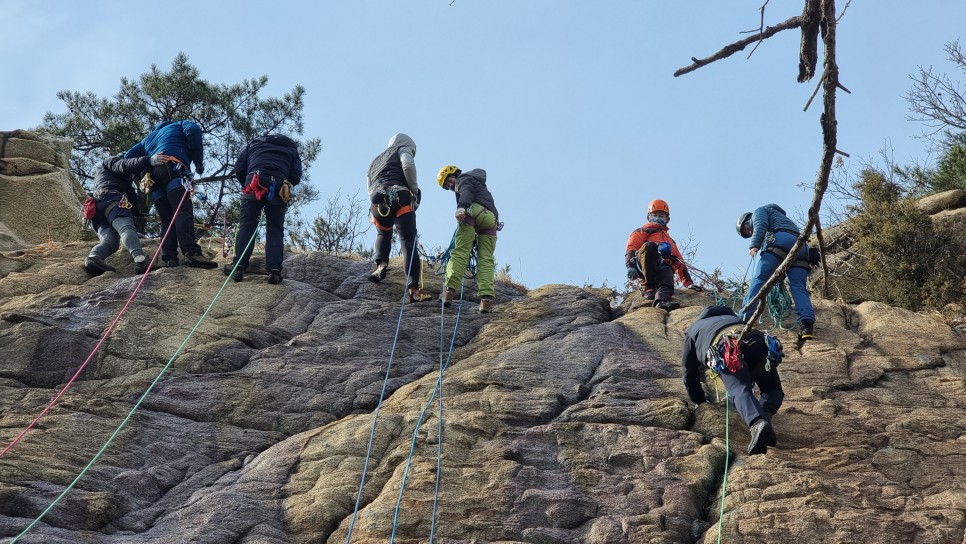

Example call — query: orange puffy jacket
[624,222,693,287]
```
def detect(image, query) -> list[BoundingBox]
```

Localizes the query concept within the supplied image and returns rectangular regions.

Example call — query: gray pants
[90,216,145,260]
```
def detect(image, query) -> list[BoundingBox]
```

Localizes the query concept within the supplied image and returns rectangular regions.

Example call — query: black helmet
[736,212,753,238]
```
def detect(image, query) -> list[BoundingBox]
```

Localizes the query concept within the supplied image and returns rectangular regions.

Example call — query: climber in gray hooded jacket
[365,133,429,302]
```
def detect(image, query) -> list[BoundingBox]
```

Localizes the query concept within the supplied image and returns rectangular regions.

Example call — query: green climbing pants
[446,203,498,297]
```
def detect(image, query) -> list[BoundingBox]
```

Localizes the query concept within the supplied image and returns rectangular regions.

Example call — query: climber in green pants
[437,165,500,313]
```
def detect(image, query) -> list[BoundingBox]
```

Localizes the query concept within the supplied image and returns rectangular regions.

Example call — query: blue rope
[390,282,465,543]
[344,236,422,544]
[419,229,478,279]
[716,393,731,544]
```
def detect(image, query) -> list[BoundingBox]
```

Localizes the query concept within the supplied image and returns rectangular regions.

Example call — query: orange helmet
[647,199,670,215]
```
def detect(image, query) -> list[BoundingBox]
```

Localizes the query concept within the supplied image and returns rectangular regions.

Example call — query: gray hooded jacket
[367,133,417,197]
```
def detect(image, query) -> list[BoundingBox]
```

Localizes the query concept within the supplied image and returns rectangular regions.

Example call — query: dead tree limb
[674,2,843,340]
[673,16,802,77]
[740,0,840,337]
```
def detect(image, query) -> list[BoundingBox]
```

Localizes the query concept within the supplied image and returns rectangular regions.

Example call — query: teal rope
[344,235,422,543]
[391,282,465,543]
[419,229,478,279]
[12,219,263,542]
[716,393,732,544]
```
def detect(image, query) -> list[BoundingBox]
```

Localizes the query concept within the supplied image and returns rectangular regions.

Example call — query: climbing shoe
[643,289,656,301]
[747,418,775,455]
[84,256,116,276]
[654,300,680,312]
[223,264,244,282]
[133,254,149,275]
[408,288,432,303]
[441,288,457,307]
[479,296,495,314]
[183,252,218,269]
[799,319,815,341]
[267,269,283,285]
[164,258,180,268]
[368,262,389,282]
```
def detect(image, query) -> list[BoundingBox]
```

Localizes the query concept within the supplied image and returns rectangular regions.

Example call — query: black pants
[371,189,421,288]
[151,165,201,261]
[234,193,287,272]
[642,242,674,301]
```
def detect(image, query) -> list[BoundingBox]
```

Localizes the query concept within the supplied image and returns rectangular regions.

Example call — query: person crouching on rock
[681,305,784,455]
[84,153,171,276]
[624,199,700,312]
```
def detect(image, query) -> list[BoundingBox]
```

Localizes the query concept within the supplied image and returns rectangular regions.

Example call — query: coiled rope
[0,188,190,459]
[11,218,263,542]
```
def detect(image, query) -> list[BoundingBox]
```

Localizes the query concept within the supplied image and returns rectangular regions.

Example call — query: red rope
[0,189,190,458]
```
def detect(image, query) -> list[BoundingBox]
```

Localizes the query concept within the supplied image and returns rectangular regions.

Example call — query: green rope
[13,221,262,542]
[716,393,731,544]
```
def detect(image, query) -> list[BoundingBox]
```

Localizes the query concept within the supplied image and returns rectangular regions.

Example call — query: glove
[455,207,466,222]
[195,163,205,175]
[280,180,293,204]
[149,153,172,166]
[687,284,704,291]
[657,242,672,256]
[627,267,643,280]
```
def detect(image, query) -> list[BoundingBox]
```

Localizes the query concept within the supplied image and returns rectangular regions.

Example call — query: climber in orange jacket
[624,199,700,311]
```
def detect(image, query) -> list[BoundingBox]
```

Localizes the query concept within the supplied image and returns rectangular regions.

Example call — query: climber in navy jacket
[224,134,303,285]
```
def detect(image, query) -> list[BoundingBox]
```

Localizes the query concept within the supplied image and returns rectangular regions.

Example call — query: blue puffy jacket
[125,120,204,172]
[748,204,800,250]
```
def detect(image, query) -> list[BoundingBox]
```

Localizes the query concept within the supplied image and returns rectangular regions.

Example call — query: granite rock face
[1,239,965,544]
[0,130,89,251]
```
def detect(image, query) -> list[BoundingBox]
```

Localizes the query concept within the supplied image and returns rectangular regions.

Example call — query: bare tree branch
[740,0,841,337]
[673,16,802,77]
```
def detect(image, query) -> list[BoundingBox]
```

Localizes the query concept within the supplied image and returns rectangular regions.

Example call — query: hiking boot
[799,319,815,341]
[643,289,656,301]
[133,254,149,275]
[654,300,680,312]
[408,288,432,303]
[479,296,495,314]
[267,269,283,285]
[747,418,775,455]
[223,263,244,282]
[368,262,389,283]
[183,252,217,269]
[441,288,458,307]
[84,256,116,276]
[164,258,180,268]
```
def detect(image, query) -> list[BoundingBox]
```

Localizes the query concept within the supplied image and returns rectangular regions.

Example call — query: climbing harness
[0,187,192,460]
[9,211,264,544]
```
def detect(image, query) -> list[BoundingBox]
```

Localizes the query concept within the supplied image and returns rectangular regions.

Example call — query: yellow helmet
[437,165,460,187]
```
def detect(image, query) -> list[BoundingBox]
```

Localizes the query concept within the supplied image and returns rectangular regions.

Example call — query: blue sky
[3,1,964,290]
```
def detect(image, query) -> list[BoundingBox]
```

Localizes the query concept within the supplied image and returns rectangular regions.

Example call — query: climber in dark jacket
[223,134,303,285]
[737,204,815,340]
[366,133,429,302]
[681,305,784,455]
[436,165,500,313]
[125,120,216,269]
[84,154,168,276]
